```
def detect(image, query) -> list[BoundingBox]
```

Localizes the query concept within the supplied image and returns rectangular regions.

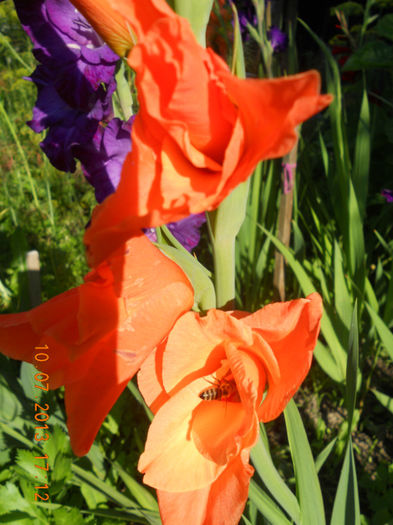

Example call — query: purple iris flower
[77,117,134,203]
[144,214,207,253]
[381,189,393,203]
[267,25,288,52]
[13,0,124,199]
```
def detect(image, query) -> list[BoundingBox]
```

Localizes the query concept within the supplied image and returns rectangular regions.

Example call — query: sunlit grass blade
[371,389,393,414]
[72,464,161,525]
[230,1,246,78]
[330,302,360,524]
[284,399,325,525]
[248,480,292,525]
[250,431,300,524]
[127,380,153,422]
[315,437,338,474]
[113,462,159,512]
[346,302,360,434]
[365,302,393,361]
[383,259,393,326]
[334,240,352,333]
[352,80,370,220]
[330,439,360,525]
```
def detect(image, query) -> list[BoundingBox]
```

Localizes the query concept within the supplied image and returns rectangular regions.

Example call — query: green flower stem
[207,180,250,309]
[171,0,213,47]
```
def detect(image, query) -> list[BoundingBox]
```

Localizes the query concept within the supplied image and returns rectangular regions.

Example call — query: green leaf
[113,461,159,512]
[334,240,352,332]
[19,362,42,401]
[156,244,216,311]
[383,259,393,326]
[16,449,47,482]
[343,40,393,70]
[374,13,393,42]
[250,433,300,523]
[284,399,325,525]
[0,482,35,516]
[0,420,32,449]
[371,389,393,415]
[330,439,360,525]
[352,83,370,220]
[80,483,107,509]
[248,480,292,525]
[314,342,345,383]
[365,302,393,361]
[127,380,153,422]
[329,2,364,16]
[230,2,246,78]
[71,464,161,524]
[315,437,338,474]
[347,178,365,280]
[0,381,23,421]
[345,303,359,433]
[52,507,86,525]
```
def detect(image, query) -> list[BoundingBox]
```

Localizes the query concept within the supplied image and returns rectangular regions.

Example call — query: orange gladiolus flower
[83,0,333,266]
[0,235,193,456]
[137,293,323,524]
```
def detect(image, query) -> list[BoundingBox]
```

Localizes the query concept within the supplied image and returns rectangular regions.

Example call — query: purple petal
[267,25,288,52]
[143,214,206,252]
[77,117,134,203]
[167,214,206,252]
[381,189,393,203]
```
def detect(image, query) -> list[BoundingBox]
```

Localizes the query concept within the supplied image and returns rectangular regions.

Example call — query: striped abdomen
[199,380,236,401]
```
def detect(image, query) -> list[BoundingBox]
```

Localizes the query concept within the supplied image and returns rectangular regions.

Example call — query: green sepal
[156,243,216,312]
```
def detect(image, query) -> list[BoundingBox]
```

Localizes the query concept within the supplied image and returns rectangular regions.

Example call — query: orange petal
[69,0,137,56]
[221,70,333,168]
[138,378,227,491]
[110,0,175,41]
[137,346,170,414]
[157,451,253,525]
[0,312,40,362]
[65,338,133,456]
[243,293,323,421]
[128,16,236,162]
[192,400,257,466]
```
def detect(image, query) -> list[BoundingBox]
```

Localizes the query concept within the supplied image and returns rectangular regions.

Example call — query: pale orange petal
[138,378,226,491]
[157,487,210,525]
[157,451,253,525]
[137,346,170,414]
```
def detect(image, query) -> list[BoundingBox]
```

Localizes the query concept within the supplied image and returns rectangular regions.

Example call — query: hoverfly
[199,377,238,402]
